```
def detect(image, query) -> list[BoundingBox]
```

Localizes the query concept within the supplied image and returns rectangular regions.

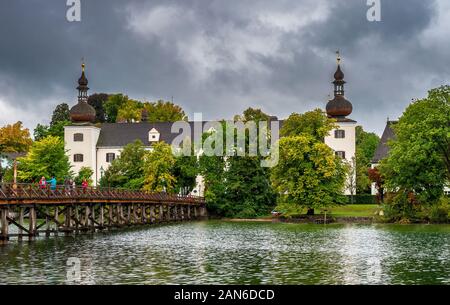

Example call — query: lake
[0,221,449,285]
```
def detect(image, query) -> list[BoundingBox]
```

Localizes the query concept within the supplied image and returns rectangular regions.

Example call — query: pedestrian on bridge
[46,176,57,191]
[82,178,89,193]
[39,176,47,189]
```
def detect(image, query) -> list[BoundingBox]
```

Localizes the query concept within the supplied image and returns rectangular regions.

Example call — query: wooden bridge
[0,183,207,243]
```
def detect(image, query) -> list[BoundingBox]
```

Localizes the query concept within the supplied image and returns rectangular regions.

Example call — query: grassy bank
[327,204,380,217]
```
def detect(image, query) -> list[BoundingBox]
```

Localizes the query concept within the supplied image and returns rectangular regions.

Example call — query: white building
[65,58,356,195]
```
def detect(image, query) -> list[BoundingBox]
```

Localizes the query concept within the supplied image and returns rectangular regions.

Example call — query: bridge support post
[45,207,51,237]
[150,206,155,223]
[173,205,178,222]
[0,207,9,242]
[18,207,24,241]
[74,206,80,234]
[159,205,164,222]
[65,206,72,235]
[187,205,191,220]
[180,205,185,221]
[29,206,37,240]
[54,207,59,235]
[127,204,131,225]
[194,206,198,219]
[99,205,104,229]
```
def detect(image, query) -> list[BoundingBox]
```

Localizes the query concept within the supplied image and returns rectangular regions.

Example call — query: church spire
[326,51,353,118]
[77,59,89,102]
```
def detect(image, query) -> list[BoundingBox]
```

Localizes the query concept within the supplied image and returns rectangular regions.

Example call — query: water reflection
[0,221,449,284]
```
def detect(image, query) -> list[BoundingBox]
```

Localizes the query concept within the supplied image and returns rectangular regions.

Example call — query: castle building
[65,56,356,195]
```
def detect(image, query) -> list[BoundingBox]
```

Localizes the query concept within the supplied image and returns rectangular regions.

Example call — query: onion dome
[70,61,96,123]
[326,51,353,118]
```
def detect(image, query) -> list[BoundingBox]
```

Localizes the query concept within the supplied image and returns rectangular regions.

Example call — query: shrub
[428,197,449,223]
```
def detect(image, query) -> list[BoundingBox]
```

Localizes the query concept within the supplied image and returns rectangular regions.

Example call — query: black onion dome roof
[70,101,96,123]
[326,95,353,117]
[334,64,344,81]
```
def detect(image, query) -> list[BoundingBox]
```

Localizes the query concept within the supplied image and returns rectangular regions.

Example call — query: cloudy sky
[0,0,449,136]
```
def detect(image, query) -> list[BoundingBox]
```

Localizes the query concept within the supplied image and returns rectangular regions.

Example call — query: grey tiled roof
[371,121,397,163]
[96,122,206,147]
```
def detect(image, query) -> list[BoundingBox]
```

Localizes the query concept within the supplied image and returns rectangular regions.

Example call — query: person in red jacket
[39,176,47,189]
[81,178,89,192]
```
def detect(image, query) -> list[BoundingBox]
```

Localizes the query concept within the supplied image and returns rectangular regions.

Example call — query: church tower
[324,52,357,195]
[64,61,100,185]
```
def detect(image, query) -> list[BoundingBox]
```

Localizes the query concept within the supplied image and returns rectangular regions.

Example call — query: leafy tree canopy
[143,100,187,123]
[281,109,336,141]
[143,142,176,192]
[100,140,146,189]
[117,99,142,123]
[271,135,347,216]
[17,136,71,183]
[381,85,450,202]
[0,121,33,153]
[50,103,70,126]
[355,126,380,193]
[88,93,109,123]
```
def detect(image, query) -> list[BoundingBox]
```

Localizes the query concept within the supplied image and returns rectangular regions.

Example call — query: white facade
[64,125,100,183]
[324,121,357,195]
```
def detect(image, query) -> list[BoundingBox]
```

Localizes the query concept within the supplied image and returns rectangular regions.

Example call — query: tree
[75,167,94,186]
[88,93,109,123]
[50,103,70,126]
[271,135,347,216]
[17,136,71,183]
[33,120,70,141]
[143,142,176,192]
[0,121,33,153]
[143,100,187,122]
[100,140,146,189]
[355,126,380,193]
[117,99,142,123]
[281,109,336,141]
[368,167,384,203]
[381,85,450,202]
[173,155,199,195]
[104,94,128,123]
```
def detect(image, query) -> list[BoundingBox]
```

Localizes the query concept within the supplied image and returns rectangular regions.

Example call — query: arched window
[74,133,84,142]
[106,153,116,163]
[73,154,84,162]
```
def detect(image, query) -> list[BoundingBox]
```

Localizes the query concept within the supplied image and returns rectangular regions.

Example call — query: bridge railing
[0,183,205,204]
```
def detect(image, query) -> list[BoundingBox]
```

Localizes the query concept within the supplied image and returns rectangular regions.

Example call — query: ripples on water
[0,221,449,285]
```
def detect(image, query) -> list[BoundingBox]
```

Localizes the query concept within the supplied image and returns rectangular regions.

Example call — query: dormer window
[148,128,160,142]
[74,133,84,142]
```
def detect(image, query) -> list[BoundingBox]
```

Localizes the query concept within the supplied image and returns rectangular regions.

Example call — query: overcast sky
[0,0,449,136]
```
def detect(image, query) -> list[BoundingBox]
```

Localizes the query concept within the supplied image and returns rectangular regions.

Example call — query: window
[148,128,160,142]
[335,130,345,139]
[106,153,116,163]
[73,154,84,162]
[335,151,346,159]
[74,133,84,142]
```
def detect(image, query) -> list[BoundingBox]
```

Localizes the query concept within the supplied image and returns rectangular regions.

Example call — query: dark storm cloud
[0,0,448,135]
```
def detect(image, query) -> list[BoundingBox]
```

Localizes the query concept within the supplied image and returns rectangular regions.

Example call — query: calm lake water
[0,221,449,285]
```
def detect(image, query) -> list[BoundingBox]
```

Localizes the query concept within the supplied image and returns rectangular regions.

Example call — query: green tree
[33,120,70,141]
[17,136,71,183]
[75,167,94,186]
[271,135,347,216]
[50,103,70,126]
[104,94,128,123]
[143,100,187,122]
[381,85,450,202]
[88,93,109,123]
[173,155,198,195]
[143,142,176,192]
[0,121,33,153]
[117,99,142,123]
[100,140,146,189]
[281,109,336,141]
[355,126,380,193]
